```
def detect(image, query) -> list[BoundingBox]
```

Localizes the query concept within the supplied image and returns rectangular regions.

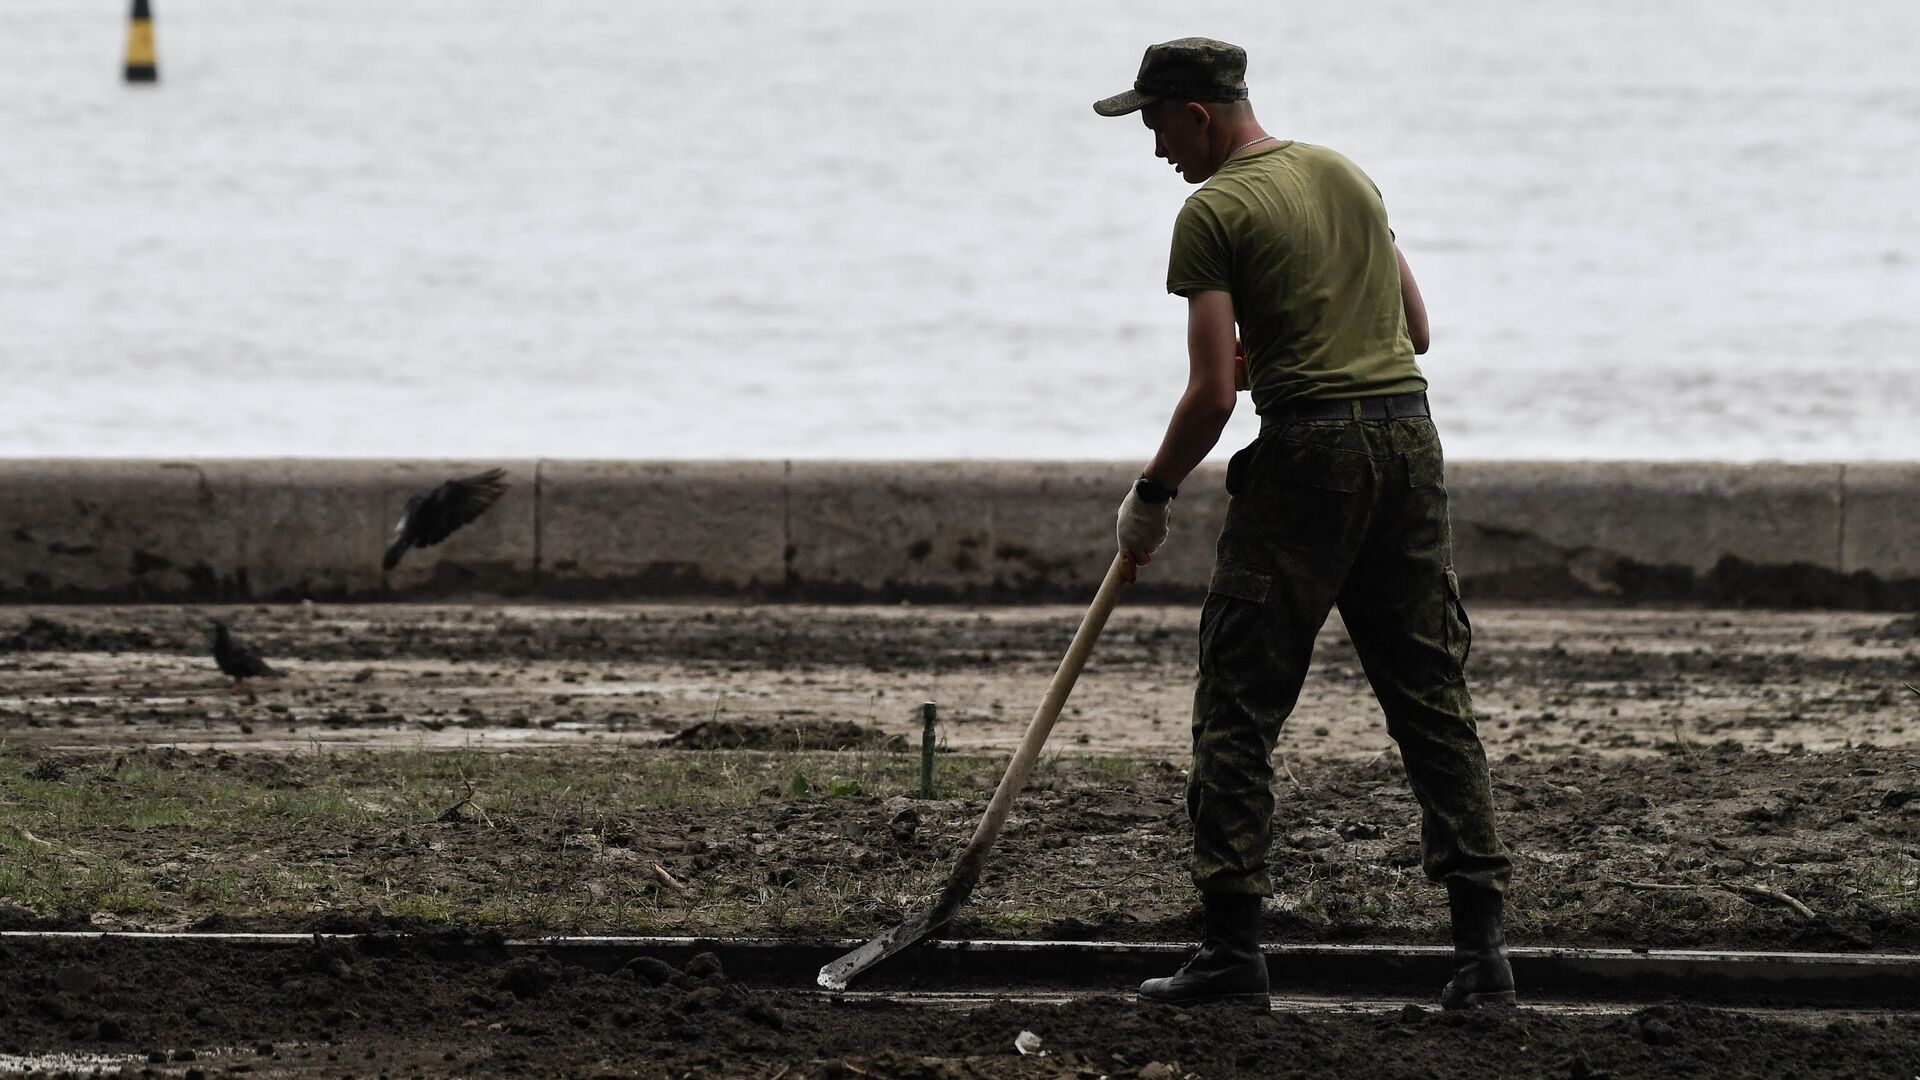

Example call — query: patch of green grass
[183,872,244,907]
[1077,756,1149,782]
[0,739,1166,936]
[0,830,170,916]
[0,742,1109,931]
[385,892,458,922]
[1855,856,1920,914]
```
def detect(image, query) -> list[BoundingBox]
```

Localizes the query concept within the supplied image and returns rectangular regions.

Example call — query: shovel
[818,550,1134,990]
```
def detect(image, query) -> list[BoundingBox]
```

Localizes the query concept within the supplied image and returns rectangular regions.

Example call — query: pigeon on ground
[383,467,509,571]
[211,619,279,692]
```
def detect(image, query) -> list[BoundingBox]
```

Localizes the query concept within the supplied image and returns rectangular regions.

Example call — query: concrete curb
[1,459,1915,606]
[4,933,1915,1005]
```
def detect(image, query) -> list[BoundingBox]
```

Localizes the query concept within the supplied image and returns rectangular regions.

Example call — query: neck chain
[1227,134,1276,159]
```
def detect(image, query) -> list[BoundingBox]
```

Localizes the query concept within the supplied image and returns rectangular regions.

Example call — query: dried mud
[1,603,1917,761]
[3,937,1918,1079]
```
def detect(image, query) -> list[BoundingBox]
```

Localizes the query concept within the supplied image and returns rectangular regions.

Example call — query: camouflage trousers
[1189,415,1513,897]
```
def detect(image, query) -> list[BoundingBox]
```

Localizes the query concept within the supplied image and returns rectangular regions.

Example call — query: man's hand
[1116,486,1171,565]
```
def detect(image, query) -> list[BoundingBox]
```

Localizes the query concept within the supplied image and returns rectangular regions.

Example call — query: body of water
[2,1,1915,459]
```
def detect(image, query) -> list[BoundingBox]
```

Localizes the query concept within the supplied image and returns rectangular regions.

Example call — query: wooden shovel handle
[818,550,1133,988]
[954,550,1132,866]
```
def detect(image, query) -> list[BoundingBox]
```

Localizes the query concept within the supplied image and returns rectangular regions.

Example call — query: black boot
[1441,884,1515,1008]
[1140,893,1269,1008]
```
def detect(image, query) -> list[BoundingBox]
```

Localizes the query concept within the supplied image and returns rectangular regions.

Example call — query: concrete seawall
[1,459,1914,607]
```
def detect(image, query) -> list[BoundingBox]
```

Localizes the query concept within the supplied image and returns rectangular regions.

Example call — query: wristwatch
[1134,474,1178,505]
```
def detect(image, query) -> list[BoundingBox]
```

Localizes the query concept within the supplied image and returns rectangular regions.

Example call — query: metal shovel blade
[817,851,984,990]
[817,909,939,991]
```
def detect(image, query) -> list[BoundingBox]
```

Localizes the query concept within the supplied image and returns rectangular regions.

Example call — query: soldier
[1093,38,1514,1009]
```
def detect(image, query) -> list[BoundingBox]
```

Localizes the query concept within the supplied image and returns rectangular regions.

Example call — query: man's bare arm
[1144,289,1238,491]
[1396,243,1430,355]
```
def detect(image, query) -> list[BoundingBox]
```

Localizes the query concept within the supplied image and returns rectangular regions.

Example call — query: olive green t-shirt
[1166,141,1424,412]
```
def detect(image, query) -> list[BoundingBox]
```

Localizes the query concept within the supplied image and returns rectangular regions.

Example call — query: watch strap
[1135,474,1178,504]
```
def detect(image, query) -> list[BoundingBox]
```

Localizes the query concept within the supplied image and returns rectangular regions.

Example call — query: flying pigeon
[211,619,279,692]
[383,467,509,571]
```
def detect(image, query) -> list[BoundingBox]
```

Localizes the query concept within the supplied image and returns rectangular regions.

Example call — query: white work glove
[1116,486,1172,566]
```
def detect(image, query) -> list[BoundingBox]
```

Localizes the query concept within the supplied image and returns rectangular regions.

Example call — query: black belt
[1260,391,1429,433]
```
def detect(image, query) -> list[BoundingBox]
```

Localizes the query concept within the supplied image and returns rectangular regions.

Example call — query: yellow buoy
[124,0,157,83]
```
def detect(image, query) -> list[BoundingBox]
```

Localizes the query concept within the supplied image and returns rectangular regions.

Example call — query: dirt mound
[0,938,799,1074]
[662,718,906,751]
[0,614,156,653]
[2,937,1918,1078]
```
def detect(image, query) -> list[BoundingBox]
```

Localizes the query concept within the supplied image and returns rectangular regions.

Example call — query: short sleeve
[1364,170,1394,239]
[1166,197,1231,297]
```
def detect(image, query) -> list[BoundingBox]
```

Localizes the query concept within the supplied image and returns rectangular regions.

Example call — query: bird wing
[215,628,277,678]
[409,468,509,548]
[235,643,278,678]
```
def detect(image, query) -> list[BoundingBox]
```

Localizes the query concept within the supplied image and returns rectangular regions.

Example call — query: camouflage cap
[1093,37,1249,117]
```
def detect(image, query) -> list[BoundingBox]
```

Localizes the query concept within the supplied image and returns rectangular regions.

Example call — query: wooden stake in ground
[920,701,938,799]
[818,551,1132,990]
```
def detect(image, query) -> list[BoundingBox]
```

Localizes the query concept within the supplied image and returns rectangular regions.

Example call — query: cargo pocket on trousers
[1406,441,1444,488]
[1277,440,1366,494]
[1443,566,1472,671]
[1208,560,1273,604]
[1198,560,1275,681]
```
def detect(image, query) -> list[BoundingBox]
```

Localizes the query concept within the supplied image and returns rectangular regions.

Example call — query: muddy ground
[2,740,1919,952]
[0,603,1913,948]
[3,937,1918,1079]
[1,602,1918,1075]
[2,603,1917,758]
